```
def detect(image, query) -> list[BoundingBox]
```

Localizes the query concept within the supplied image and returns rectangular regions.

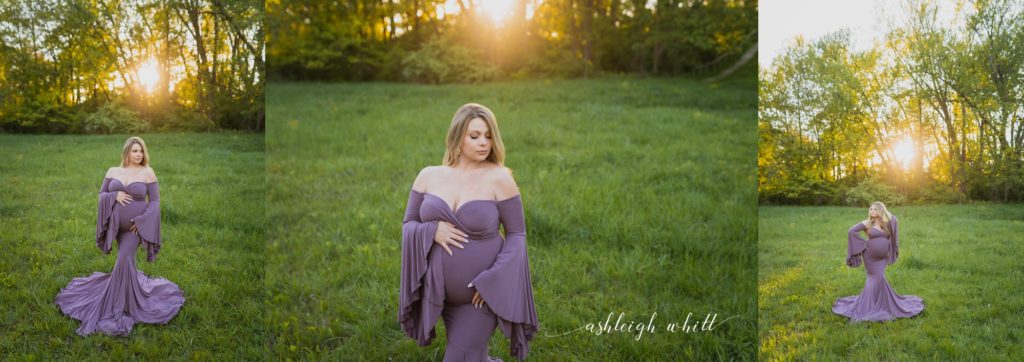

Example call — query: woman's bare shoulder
[105,166,120,178]
[412,165,444,192]
[489,166,519,200]
[143,166,158,182]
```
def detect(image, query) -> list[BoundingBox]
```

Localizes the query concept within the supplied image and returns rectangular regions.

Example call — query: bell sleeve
[131,182,162,262]
[469,195,539,360]
[887,215,899,265]
[398,190,444,346]
[846,222,868,267]
[96,177,119,255]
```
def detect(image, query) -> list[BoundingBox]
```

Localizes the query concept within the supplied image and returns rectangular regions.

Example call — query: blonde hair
[442,103,506,167]
[120,136,150,167]
[862,201,893,236]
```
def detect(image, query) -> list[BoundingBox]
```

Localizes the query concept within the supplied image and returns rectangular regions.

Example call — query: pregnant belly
[866,236,891,261]
[116,201,147,231]
[441,235,503,304]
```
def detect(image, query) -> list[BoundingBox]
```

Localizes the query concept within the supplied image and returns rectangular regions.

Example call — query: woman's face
[460,118,492,162]
[129,143,144,166]
[868,205,880,218]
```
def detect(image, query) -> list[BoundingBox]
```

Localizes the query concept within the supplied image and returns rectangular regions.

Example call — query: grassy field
[758,205,1024,360]
[0,133,265,360]
[266,74,758,360]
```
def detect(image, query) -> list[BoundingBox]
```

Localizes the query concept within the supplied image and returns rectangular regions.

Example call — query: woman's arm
[469,195,538,360]
[99,173,113,195]
[132,168,162,261]
[472,167,525,289]
[474,194,528,285]
[402,190,439,262]
[887,215,899,265]
[398,185,443,344]
[96,172,119,254]
[468,169,538,360]
[404,167,440,258]
[475,168,525,283]
[846,222,868,267]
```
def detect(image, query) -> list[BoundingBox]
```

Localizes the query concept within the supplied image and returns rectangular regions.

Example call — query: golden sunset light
[137,58,160,93]
[478,0,516,25]
[892,136,915,169]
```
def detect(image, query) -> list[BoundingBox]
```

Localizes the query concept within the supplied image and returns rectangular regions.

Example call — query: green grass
[758,205,1024,360]
[266,75,758,360]
[0,133,265,360]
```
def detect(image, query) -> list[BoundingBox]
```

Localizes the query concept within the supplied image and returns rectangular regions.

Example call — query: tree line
[759,0,1024,205]
[0,0,264,133]
[267,0,757,82]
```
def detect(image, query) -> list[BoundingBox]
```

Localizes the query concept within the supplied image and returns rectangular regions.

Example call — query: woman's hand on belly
[116,191,134,206]
[434,221,469,255]
[472,289,486,309]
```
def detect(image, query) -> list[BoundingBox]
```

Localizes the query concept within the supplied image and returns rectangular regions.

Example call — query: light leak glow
[436,0,538,24]
[438,0,460,20]
[892,136,915,169]
[479,0,516,26]
[137,58,160,93]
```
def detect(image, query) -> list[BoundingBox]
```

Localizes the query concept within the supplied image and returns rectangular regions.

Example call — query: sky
[759,0,961,68]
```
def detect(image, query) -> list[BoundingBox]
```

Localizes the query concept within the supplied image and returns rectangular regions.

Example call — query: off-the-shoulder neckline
[411,189,520,213]
[106,177,158,186]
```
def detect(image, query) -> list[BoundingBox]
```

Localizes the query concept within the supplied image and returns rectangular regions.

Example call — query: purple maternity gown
[55,177,185,336]
[400,190,539,361]
[832,215,924,322]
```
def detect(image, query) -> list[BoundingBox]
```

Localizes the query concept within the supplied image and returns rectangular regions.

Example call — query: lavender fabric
[833,215,924,322]
[400,189,539,360]
[55,177,184,336]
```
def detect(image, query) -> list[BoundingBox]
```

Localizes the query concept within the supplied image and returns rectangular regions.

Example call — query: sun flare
[479,0,516,26]
[892,136,915,169]
[137,58,160,93]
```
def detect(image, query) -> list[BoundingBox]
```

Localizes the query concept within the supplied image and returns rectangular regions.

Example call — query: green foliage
[80,103,150,134]
[400,34,497,84]
[266,0,757,81]
[759,0,1024,204]
[760,172,841,206]
[160,108,214,132]
[521,45,592,79]
[911,181,965,204]
[0,1,264,133]
[844,177,906,206]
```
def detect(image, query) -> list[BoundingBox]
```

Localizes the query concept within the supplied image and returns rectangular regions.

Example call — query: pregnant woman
[400,103,539,361]
[833,201,924,322]
[56,136,185,336]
